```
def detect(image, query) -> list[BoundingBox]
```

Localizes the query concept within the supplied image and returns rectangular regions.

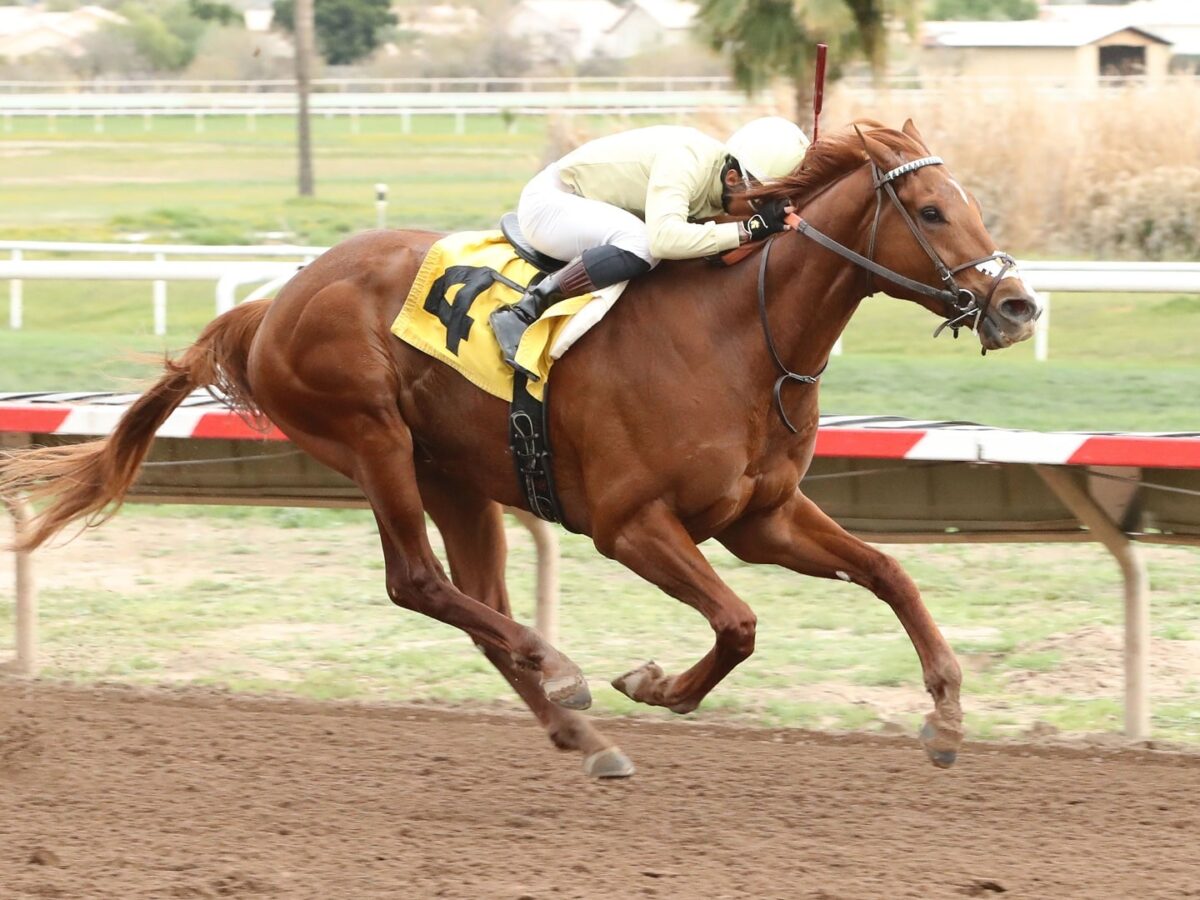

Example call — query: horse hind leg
[418,471,633,778]
[357,430,594,710]
[266,391,593,712]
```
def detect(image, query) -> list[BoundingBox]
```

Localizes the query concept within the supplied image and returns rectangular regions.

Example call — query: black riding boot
[490,256,597,378]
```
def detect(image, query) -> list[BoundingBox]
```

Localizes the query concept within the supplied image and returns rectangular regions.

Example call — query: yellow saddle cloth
[391,230,599,402]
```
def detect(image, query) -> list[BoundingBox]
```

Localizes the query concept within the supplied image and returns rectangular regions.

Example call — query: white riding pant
[517,163,659,268]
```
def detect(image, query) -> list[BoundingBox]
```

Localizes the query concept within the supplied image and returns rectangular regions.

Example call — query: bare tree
[294,0,315,196]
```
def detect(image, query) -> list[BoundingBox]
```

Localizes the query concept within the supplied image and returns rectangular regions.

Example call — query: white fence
[3,242,1200,359]
[1,73,1193,95]
[0,88,751,135]
[0,76,738,94]
[0,241,318,335]
[4,73,1194,132]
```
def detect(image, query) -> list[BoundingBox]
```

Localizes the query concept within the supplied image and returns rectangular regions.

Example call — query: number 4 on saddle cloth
[391,229,628,404]
[391,226,630,526]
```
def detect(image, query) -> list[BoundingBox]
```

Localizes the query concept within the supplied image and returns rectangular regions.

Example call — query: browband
[875,156,943,186]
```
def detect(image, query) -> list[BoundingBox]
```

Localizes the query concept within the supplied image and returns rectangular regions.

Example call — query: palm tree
[843,0,921,81]
[697,0,920,123]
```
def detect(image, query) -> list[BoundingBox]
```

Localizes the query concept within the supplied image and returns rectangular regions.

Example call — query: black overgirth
[509,372,572,529]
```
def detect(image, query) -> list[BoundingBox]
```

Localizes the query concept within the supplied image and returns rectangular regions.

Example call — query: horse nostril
[999,296,1036,324]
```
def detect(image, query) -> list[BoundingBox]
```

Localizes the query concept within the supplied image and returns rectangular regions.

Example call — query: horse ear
[854,124,900,169]
[902,118,930,152]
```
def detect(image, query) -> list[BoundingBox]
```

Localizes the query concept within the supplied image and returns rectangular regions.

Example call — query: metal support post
[1034,291,1050,361]
[374,183,388,230]
[508,508,560,647]
[1036,465,1150,739]
[153,251,167,336]
[9,248,22,330]
[3,494,37,676]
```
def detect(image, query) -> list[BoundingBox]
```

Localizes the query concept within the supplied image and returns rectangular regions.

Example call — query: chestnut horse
[2,120,1040,778]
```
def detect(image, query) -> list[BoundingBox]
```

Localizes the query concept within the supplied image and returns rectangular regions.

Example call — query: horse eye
[921,206,943,223]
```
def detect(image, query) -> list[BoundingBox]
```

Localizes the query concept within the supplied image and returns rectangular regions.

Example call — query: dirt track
[2,681,1198,899]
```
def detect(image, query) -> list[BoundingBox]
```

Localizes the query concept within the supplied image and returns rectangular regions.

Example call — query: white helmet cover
[726,116,811,182]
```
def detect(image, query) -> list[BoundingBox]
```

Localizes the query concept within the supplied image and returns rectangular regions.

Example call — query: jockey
[491,116,811,375]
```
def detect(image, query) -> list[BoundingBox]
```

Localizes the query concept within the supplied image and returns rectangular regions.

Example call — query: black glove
[744,199,792,242]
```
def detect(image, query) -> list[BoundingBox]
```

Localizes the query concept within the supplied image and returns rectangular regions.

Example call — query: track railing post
[1036,465,1150,739]
[1034,291,1050,361]
[9,248,22,330]
[153,251,167,336]
[507,508,560,646]
[3,494,37,676]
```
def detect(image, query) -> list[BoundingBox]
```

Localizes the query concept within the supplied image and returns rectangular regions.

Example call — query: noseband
[759,154,1017,433]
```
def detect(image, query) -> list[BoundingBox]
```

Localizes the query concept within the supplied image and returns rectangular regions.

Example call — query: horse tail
[0,299,271,552]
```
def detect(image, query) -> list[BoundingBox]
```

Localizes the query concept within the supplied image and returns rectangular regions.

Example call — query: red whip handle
[813,43,828,142]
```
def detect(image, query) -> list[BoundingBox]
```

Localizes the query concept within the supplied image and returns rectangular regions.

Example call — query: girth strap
[509,373,571,529]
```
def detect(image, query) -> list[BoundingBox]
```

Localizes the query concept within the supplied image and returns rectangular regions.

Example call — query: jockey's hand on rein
[742,199,794,243]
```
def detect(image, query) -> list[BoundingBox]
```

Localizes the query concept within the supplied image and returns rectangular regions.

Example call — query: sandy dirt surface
[2,681,1198,899]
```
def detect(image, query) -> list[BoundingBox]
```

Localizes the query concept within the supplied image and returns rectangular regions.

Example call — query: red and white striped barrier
[1,393,1197,470]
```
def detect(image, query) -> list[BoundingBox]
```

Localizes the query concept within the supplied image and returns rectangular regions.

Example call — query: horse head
[748,119,1042,354]
[853,119,1041,352]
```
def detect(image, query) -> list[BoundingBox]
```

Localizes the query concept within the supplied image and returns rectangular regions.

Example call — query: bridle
[758,154,1020,434]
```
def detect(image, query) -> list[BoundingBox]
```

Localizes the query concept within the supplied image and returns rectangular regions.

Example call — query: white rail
[0,91,749,112]
[4,246,1199,358]
[1,73,1193,94]
[0,240,324,258]
[0,104,747,136]
[0,88,751,137]
[0,76,737,94]
[0,243,322,334]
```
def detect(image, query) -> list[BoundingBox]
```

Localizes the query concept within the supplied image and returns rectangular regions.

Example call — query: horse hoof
[611,660,665,703]
[543,672,592,710]
[920,720,959,769]
[583,747,635,779]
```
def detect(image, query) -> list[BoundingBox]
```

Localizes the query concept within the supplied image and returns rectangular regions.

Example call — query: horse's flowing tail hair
[0,299,271,552]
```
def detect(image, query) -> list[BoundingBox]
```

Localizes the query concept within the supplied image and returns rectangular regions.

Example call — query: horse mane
[743,119,925,209]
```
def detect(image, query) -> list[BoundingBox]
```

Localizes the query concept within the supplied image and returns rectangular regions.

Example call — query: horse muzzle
[979,290,1041,350]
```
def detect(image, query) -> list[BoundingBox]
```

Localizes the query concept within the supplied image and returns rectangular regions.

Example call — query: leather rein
[757,155,1017,434]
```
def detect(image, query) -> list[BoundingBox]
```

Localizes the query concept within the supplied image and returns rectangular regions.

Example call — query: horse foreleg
[600,502,758,715]
[718,490,964,768]
[418,472,632,778]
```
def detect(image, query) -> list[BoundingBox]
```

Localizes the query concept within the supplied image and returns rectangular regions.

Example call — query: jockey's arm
[644,144,744,260]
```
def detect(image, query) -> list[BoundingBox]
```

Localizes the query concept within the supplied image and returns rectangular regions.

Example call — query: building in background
[601,0,699,59]
[0,4,126,61]
[394,4,481,40]
[505,0,623,66]
[921,19,1172,84]
[1042,0,1200,73]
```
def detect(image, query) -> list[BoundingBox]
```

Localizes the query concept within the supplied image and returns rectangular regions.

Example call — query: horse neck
[755,166,878,379]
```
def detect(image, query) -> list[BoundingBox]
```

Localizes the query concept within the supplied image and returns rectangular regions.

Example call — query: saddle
[500,213,566,274]
[393,221,617,530]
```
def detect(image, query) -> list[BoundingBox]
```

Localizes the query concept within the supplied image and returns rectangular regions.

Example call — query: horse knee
[716,610,757,659]
[385,565,445,612]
